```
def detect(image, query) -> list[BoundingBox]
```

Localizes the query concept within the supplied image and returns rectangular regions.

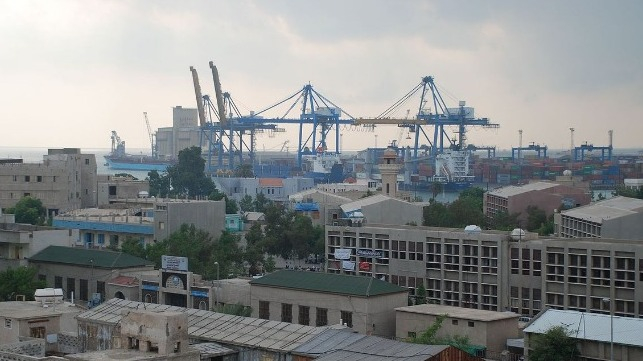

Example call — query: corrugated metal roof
[76,299,325,352]
[310,336,449,361]
[249,270,408,297]
[190,342,237,357]
[561,196,643,223]
[293,329,366,356]
[524,309,643,347]
[29,246,153,269]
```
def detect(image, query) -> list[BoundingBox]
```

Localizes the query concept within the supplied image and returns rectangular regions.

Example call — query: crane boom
[143,112,156,158]
[209,61,227,127]
[189,66,207,127]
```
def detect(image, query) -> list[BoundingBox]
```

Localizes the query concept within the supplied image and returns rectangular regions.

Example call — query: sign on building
[334,248,352,260]
[162,255,188,271]
[356,249,383,258]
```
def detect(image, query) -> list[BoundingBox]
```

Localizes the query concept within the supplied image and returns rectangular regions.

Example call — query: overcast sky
[1,0,642,154]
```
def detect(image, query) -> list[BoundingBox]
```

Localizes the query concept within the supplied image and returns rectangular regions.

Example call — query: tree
[5,196,46,225]
[526,205,547,232]
[239,195,254,213]
[415,285,427,304]
[253,193,271,213]
[529,326,579,361]
[234,163,254,178]
[408,313,472,353]
[0,266,46,301]
[212,303,252,316]
[488,210,520,231]
[613,185,643,199]
[430,181,443,200]
[119,237,147,259]
[166,146,215,198]
[147,170,170,197]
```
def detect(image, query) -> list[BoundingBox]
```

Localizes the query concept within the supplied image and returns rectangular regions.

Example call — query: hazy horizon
[1,1,642,151]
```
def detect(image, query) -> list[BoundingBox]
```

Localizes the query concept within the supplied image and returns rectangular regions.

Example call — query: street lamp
[214,261,220,309]
[602,297,614,361]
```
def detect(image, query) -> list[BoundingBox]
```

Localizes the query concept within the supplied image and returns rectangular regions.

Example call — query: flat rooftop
[395,304,520,322]
[562,196,643,223]
[0,301,83,319]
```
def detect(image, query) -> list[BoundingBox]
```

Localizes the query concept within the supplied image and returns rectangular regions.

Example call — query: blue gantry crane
[573,130,613,161]
[236,83,355,168]
[354,76,499,161]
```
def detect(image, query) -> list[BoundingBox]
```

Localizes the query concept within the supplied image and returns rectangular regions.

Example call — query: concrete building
[0,223,78,271]
[0,300,81,344]
[395,304,521,354]
[484,181,591,224]
[52,198,226,248]
[155,106,201,159]
[326,224,517,312]
[0,148,98,214]
[331,194,424,226]
[216,176,315,203]
[624,178,643,190]
[289,189,352,226]
[28,246,154,304]
[508,236,643,318]
[554,196,643,239]
[96,174,149,207]
[249,270,408,337]
[524,309,643,361]
[379,147,403,199]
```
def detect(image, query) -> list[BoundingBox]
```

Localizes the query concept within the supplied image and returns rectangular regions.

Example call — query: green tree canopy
[234,163,254,178]
[253,193,271,213]
[422,187,485,228]
[5,196,46,225]
[529,326,579,361]
[0,267,46,301]
[166,147,215,198]
[147,170,170,197]
[239,195,254,213]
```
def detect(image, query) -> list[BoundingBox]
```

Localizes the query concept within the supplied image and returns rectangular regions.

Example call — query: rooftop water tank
[464,225,482,234]
[34,288,64,304]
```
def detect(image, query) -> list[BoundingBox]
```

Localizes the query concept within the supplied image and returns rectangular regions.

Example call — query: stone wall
[0,338,45,358]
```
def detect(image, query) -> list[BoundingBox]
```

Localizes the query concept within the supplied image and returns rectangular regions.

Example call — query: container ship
[104,131,174,172]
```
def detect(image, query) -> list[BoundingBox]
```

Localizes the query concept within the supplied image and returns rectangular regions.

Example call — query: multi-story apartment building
[326,223,643,318]
[483,181,590,223]
[0,148,97,214]
[554,196,643,239]
[325,224,516,312]
[52,199,226,248]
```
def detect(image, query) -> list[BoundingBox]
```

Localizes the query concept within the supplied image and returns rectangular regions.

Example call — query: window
[25,175,30,182]
[452,319,459,325]
[30,327,45,338]
[259,301,270,319]
[468,321,475,327]
[4,319,11,328]
[159,222,165,230]
[316,308,328,326]
[37,176,42,182]
[281,303,292,323]
[298,306,310,326]
[38,274,46,282]
[54,276,63,289]
[85,158,90,165]
[340,311,353,328]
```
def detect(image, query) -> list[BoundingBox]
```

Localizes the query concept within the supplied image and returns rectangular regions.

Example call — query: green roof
[29,246,153,269]
[249,270,407,297]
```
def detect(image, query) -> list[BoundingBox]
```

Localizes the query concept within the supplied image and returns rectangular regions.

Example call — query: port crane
[236,83,355,168]
[110,131,126,157]
[143,112,157,158]
[190,62,278,173]
[354,76,499,161]
[573,130,613,161]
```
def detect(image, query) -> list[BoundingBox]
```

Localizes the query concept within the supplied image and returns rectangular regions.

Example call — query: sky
[1,0,642,154]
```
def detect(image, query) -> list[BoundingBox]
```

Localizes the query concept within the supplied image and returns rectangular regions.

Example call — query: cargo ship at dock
[104,131,175,172]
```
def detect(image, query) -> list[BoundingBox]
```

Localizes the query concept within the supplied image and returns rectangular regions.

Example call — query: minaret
[379,147,402,198]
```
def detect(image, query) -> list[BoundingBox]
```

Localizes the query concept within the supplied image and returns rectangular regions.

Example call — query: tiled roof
[29,246,153,269]
[259,178,284,187]
[249,270,407,297]
[108,275,139,286]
